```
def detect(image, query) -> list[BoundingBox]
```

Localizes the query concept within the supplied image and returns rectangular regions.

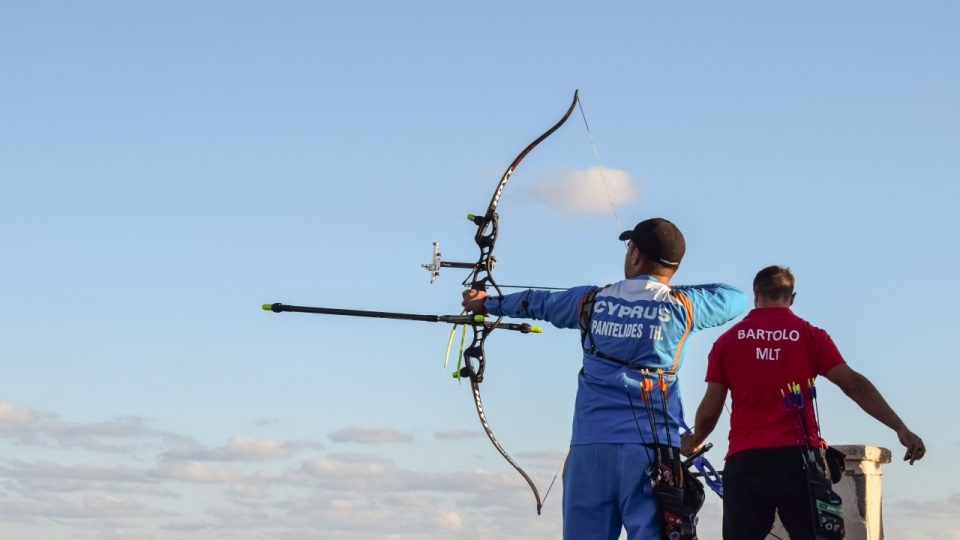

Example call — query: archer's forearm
[483,285,597,329]
[842,373,908,433]
[693,403,722,447]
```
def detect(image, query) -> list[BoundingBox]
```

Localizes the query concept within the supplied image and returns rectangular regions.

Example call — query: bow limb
[470,376,547,514]
[459,323,548,514]
[467,90,580,295]
[483,90,580,218]
[459,91,579,514]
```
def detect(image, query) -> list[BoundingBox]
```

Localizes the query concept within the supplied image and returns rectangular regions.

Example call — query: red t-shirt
[706,307,845,457]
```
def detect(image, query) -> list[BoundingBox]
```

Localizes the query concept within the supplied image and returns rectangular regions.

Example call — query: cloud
[0,400,152,453]
[894,493,960,519]
[228,483,271,499]
[163,435,323,462]
[515,449,567,463]
[0,460,173,497]
[0,401,46,444]
[2,460,145,482]
[0,399,572,539]
[99,528,158,540]
[0,495,171,521]
[204,504,274,528]
[0,401,37,428]
[291,452,537,509]
[434,430,483,441]
[696,497,724,539]
[263,494,481,538]
[521,167,639,215]
[153,461,246,484]
[892,529,960,540]
[381,492,435,508]
[159,519,214,531]
[508,450,569,481]
[0,448,568,539]
[44,417,148,439]
[328,426,414,445]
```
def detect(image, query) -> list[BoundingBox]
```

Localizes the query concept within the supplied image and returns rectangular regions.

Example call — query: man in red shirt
[680,266,925,539]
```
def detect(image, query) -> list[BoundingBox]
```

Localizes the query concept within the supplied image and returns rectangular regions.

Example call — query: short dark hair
[633,243,679,276]
[753,266,794,302]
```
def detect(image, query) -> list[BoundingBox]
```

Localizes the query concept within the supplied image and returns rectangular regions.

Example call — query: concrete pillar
[768,445,892,540]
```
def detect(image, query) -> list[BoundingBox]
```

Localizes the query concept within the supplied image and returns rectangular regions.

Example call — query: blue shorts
[563,444,658,540]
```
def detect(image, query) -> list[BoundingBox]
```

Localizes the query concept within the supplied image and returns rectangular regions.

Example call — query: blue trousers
[563,444,659,540]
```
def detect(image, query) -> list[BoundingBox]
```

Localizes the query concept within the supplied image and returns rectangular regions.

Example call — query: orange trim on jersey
[670,291,694,373]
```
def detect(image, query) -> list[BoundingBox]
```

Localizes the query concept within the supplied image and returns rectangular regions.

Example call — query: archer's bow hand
[461,290,489,315]
[897,428,926,465]
[680,433,701,457]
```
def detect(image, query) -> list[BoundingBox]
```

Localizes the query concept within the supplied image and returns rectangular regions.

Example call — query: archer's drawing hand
[461,290,489,315]
[680,433,700,457]
[897,428,925,464]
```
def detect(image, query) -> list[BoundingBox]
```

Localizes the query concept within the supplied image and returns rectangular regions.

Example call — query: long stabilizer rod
[262,303,541,333]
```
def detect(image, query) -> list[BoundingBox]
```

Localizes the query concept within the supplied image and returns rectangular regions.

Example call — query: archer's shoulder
[673,282,745,294]
[673,283,748,305]
[596,278,676,303]
[794,315,834,340]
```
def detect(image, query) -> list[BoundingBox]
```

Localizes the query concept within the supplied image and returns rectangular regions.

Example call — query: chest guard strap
[578,286,693,375]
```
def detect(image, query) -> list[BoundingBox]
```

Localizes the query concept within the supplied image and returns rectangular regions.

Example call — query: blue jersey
[485,276,747,446]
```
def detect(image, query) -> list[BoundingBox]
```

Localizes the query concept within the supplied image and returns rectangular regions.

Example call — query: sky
[1,1,959,539]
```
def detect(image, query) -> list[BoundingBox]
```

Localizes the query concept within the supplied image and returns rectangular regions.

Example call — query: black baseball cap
[618,218,686,267]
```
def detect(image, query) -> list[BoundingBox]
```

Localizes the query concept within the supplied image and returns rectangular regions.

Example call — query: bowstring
[577,97,625,237]
[577,92,733,420]
[540,451,567,509]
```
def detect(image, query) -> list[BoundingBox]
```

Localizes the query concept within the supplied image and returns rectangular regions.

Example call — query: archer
[682,265,925,540]
[462,218,747,540]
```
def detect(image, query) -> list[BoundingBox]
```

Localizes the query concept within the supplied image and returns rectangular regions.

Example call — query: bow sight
[422,237,566,291]
[421,241,478,285]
